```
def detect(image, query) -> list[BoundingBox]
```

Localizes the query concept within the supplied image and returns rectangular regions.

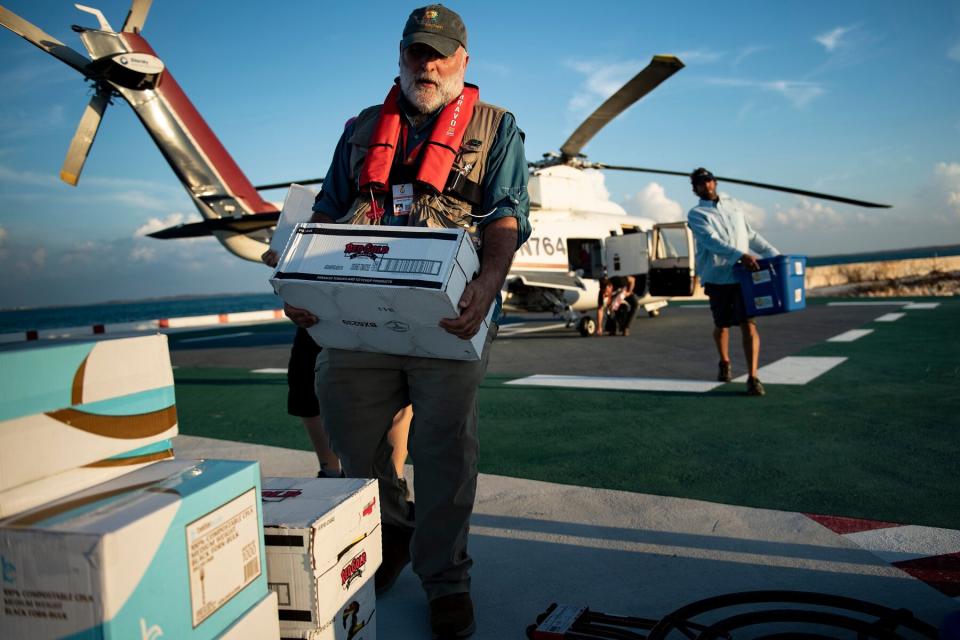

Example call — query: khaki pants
[314,325,496,600]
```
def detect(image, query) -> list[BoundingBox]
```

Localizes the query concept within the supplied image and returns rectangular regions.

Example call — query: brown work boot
[746,376,766,396]
[430,592,475,639]
[718,360,732,382]
[375,523,412,595]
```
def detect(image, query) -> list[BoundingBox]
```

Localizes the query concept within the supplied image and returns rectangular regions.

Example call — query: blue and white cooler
[734,255,807,316]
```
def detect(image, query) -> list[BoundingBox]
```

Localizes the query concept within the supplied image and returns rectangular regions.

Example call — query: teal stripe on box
[0,343,94,421]
[76,386,176,417]
[105,439,174,461]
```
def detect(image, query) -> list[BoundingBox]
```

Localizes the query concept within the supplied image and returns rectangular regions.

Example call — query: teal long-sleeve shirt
[687,197,779,285]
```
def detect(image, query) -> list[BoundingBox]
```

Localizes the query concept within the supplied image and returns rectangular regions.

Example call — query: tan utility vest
[343,100,507,229]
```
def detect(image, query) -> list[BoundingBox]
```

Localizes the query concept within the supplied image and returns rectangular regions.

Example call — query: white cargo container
[218,591,281,640]
[271,224,493,360]
[0,334,178,492]
[261,477,381,639]
[0,459,267,639]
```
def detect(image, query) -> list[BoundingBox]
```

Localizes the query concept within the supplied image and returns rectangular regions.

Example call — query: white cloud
[129,245,157,262]
[949,42,960,62]
[564,59,647,114]
[0,165,60,187]
[933,162,960,218]
[674,49,724,64]
[771,197,865,231]
[621,182,684,223]
[31,247,46,268]
[134,212,201,237]
[707,78,824,108]
[733,46,767,67]
[720,192,768,229]
[815,26,854,52]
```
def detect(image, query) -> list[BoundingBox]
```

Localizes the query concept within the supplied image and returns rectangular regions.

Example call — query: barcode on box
[378,258,441,275]
[244,558,259,582]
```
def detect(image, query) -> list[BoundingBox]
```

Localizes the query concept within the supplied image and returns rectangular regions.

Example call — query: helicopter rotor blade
[253,178,324,191]
[0,6,91,75]
[595,164,891,209]
[61,86,111,186]
[560,55,684,160]
[121,0,154,33]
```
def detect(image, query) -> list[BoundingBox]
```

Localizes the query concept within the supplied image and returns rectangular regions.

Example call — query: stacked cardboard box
[262,477,382,640]
[0,334,179,517]
[0,334,279,638]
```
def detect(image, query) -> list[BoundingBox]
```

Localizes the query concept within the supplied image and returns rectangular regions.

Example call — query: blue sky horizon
[1,1,958,307]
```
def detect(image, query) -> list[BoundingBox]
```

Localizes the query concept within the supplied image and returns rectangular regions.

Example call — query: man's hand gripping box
[270,224,493,361]
[262,477,381,639]
[0,459,267,639]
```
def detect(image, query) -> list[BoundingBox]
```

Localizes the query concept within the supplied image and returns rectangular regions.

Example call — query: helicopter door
[648,222,695,296]
[603,233,649,277]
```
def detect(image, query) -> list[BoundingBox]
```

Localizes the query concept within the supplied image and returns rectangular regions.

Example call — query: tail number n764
[519,237,566,257]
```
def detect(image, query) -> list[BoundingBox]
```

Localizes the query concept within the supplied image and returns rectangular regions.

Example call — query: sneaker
[718,360,732,382]
[375,523,413,595]
[430,592,475,639]
[317,468,345,478]
[746,376,766,396]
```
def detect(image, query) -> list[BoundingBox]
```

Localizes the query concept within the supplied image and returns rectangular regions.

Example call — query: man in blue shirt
[687,167,779,396]
[284,6,530,638]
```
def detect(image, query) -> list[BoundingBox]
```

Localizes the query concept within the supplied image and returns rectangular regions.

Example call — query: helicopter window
[656,227,689,259]
[567,239,603,279]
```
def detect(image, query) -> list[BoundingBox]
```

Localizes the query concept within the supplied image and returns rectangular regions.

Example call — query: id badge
[392,183,414,215]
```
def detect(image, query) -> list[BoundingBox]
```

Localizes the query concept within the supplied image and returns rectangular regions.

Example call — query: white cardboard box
[270,224,493,360]
[0,334,178,491]
[0,440,174,518]
[270,184,318,255]
[219,591,281,640]
[262,477,381,637]
[0,459,267,639]
[286,582,376,640]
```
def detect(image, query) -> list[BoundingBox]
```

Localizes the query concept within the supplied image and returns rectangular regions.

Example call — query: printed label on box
[794,288,803,303]
[753,295,774,310]
[794,260,804,275]
[186,488,261,627]
[751,270,772,284]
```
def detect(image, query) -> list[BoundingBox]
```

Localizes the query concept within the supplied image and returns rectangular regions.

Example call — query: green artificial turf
[174,298,960,529]
[478,298,960,529]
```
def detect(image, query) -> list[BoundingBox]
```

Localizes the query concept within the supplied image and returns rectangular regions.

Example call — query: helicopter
[0,1,890,336]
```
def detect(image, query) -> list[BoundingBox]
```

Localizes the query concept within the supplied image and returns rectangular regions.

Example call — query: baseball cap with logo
[402,5,467,57]
[690,167,716,185]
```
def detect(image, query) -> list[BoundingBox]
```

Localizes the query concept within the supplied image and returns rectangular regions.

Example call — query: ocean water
[0,293,281,333]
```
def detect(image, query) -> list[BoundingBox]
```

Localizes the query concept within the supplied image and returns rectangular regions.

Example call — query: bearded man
[283,5,530,638]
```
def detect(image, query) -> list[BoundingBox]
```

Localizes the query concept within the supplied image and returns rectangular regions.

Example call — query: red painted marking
[118,34,278,216]
[26,330,38,341]
[892,552,960,598]
[804,513,902,535]
[158,319,170,329]
[273,309,284,319]
[218,314,229,323]
[93,324,105,334]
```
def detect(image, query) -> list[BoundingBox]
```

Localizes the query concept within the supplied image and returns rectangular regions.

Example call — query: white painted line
[678,304,710,308]
[163,314,224,328]
[875,313,905,322]
[845,525,960,564]
[903,302,940,310]
[828,329,874,342]
[733,356,847,385]
[498,322,567,336]
[827,301,911,306]
[505,374,722,393]
[178,331,254,344]
[252,368,288,374]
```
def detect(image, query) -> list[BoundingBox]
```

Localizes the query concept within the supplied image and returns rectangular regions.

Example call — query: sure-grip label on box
[186,488,261,627]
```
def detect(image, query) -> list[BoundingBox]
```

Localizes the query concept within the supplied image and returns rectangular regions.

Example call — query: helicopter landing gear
[648,308,660,318]
[577,316,596,337]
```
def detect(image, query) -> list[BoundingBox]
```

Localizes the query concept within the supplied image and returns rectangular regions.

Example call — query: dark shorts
[287,327,321,417]
[704,283,753,328]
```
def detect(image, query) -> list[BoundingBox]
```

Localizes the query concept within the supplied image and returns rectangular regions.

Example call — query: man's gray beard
[399,66,464,126]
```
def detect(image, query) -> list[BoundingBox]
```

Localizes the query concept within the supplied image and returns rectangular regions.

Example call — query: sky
[1,0,959,308]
